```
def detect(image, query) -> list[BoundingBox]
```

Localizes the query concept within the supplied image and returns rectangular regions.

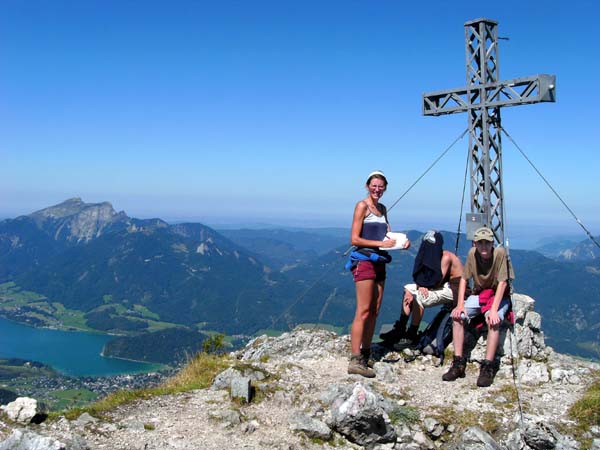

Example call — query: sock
[396,313,409,331]
[407,324,419,339]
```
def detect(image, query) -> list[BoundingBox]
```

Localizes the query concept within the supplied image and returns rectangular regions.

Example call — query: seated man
[442,226,514,388]
[380,230,463,345]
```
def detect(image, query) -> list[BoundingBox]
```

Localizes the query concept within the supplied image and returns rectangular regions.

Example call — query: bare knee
[452,317,465,326]
[355,307,374,322]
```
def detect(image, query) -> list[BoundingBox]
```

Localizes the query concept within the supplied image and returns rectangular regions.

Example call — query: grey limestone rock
[551,367,570,383]
[447,426,502,450]
[423,417,444,439]
[329,382,396,448]
[212,366,266,390]
[524,311,542,331]
[319,383,353,406]
[288,411,332,440]
[394,423,414,444]
[211,366,239,389]
[411,430,435,448]
[512,293,536,320]
[0,397,39,424]
[522,419,579,450]
[518,361,550,385]
[230,376,252,402]
[73,412,98,428]
[0,429,67,450]
[516,325,536,358]
[213,366,263,403]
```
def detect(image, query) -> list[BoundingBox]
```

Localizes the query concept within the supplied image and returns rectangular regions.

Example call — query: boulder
[0,397,39,424]
[211,366,266,391]
[512,293,535,319]
[328,382,396,448]
[288,411,331,440]
[447,426,502,450]
[518,360,550,385]
[0,429,66,450]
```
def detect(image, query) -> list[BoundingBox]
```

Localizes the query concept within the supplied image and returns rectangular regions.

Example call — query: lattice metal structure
[422,18,556,244]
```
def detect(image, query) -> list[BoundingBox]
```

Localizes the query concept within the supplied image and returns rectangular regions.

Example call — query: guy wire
[343,127,469,258]
[501,126,600,250]
[386,128,469,213]
[269,128,470,332]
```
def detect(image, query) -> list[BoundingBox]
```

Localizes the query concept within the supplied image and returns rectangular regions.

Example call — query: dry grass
[162,352,231,391]
[433,406,501,436]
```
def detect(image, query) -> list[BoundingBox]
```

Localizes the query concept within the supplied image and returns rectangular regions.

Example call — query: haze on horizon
[1,1,598,246]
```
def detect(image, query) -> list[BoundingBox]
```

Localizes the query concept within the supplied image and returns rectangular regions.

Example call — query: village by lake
[0,317,163,376]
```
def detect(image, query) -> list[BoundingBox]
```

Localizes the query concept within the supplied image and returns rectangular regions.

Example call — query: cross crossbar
[423,74,556,116]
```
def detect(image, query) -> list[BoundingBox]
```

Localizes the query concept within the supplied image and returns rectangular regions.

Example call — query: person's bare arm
[452,277,468,320]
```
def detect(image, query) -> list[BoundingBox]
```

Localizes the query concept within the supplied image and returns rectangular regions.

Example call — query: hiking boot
[442,356,466,382]
[348,354,375,378]
[379,320,408,344]
[477,359,496,387]
[360,348,375,369]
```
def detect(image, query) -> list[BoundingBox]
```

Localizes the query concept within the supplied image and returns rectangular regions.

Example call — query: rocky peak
[28,198,129,244]
[1,293,598,449]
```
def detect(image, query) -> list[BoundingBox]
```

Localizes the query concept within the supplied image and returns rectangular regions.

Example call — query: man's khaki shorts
[404,282,454,308]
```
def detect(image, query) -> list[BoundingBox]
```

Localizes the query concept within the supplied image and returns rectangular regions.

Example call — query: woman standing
[348,171,409,377]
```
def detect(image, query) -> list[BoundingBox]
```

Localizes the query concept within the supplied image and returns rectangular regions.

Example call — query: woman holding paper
[348,170,410,377]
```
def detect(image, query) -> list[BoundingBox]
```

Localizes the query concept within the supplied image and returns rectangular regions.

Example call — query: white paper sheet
[380,232,408,251]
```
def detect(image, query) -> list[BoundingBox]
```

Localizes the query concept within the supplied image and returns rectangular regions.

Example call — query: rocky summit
[0,294,599,449]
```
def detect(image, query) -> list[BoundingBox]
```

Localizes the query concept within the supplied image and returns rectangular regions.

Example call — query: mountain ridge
[1,198,599,362]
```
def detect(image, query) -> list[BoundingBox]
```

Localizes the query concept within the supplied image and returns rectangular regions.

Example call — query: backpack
[415,305,454,364]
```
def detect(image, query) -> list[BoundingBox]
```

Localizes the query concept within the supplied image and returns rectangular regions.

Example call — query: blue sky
[1,0,598,246]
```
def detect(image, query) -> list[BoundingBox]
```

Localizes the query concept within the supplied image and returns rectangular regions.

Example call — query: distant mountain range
[533,234,600,261]
[0,199,598,362]
[0,198,293,336]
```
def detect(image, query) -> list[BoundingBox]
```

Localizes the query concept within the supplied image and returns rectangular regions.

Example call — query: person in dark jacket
[380,230,463,345]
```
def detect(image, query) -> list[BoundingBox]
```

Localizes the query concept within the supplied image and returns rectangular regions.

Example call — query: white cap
[367,170,385,179]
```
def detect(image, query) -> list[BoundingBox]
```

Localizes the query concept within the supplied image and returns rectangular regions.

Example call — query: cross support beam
[422,19,556,244]
[423,74,556,116]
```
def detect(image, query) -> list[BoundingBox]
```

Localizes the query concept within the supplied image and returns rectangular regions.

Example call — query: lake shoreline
[0,317,164,377]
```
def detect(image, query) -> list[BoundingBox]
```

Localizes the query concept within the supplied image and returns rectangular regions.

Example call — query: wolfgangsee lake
[0,317,163,377]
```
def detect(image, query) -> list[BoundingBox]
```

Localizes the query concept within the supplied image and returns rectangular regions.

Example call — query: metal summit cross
[422,18,556,244]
